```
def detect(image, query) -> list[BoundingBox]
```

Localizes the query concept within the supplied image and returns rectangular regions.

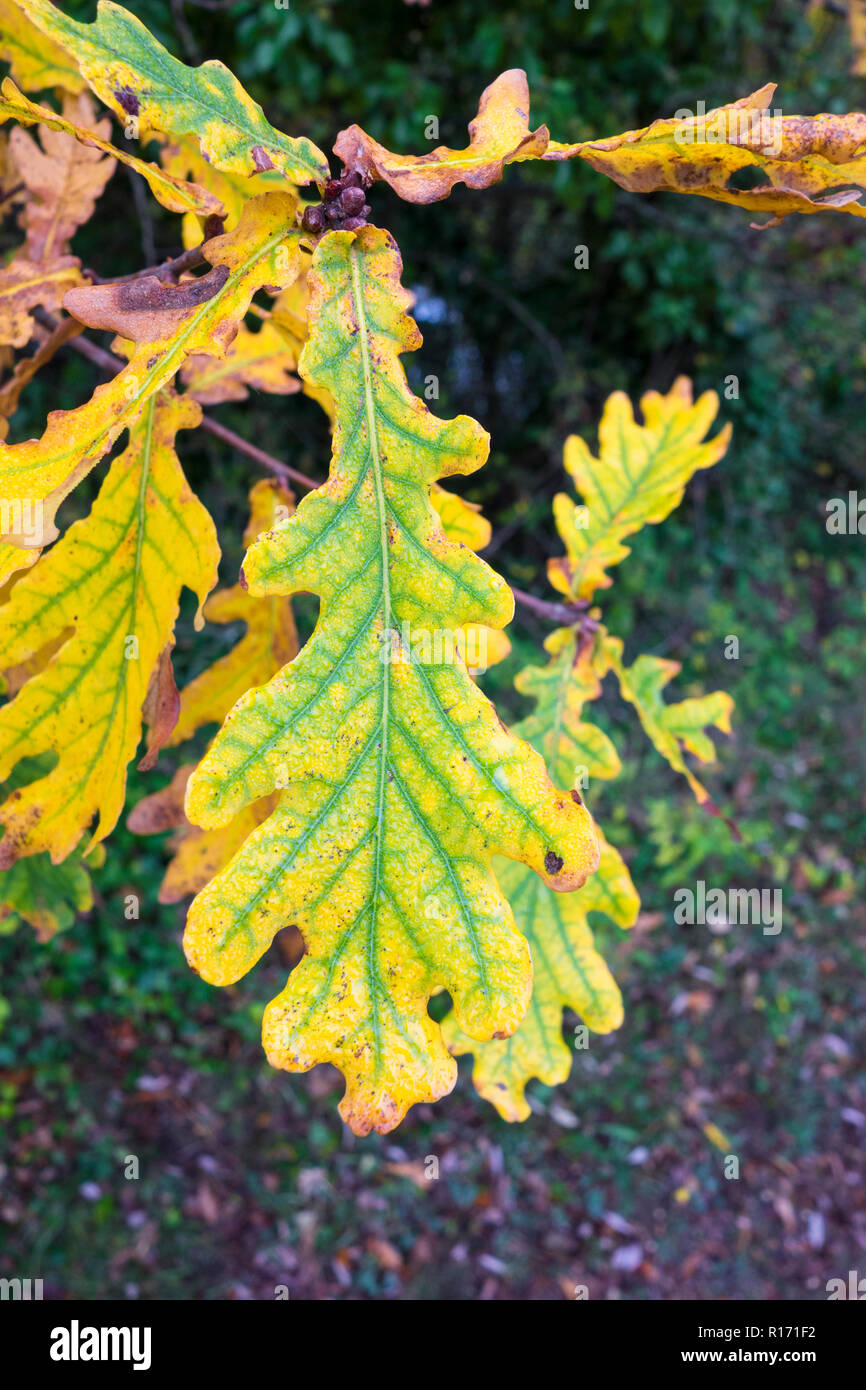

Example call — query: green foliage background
[0,0,863,1300]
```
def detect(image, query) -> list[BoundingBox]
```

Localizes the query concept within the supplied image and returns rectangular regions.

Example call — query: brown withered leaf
[11,90,115,261]
[138,644,181,771]
[0,255,81,347]
[64,265,232,343]
[334,69,548,203]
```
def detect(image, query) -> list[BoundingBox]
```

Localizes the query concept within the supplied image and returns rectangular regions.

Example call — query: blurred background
[0,0,864,1300]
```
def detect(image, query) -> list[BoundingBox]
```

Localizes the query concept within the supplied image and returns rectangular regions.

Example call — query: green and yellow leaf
[445,834,637,1120]
[0,751,99,938]
[0,190,303,553]
[182,225,598,1135]
[0,387,219,865]
[17,0,330,187]
[444,626,636,1120]
[548,378,731,601]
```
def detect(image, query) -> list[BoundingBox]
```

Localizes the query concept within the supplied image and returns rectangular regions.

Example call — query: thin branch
[82,243,207,286]
[509,585,594,628]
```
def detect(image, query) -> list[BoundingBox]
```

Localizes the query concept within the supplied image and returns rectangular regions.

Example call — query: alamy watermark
[379,621,490,673]
[672,100,783,157]
[673,880,783,936]
[0,497,43,546]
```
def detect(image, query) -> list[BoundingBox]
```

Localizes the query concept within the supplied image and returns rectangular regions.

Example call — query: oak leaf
[8,88,115,263]
[548,378,731,602]
[334,69,548,203]
[0,80,225,220]
[0,388,219,865]
[595,631,734,808]
[444,629,637,1120]
[181,320,301,404]
[17,0,329,187]
[182,225,598,1135]
[0,0,83,94]
[556,86,866,227]
[128,480,296,902]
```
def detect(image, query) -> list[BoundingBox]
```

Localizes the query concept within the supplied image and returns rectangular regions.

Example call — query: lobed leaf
[16,0,330,187]
[334,69,548,203]
[0,752,98,938]
[129,481,296,903]
[0,388,219,865]
[7,88,116,263]
[169,480,298,745]
[181,320,300,405]
[444,627,636,1120]
[548,377,731,602]
[129,762,277,906]
[157,134,286,249]
[183,225,598,1135]
[0,255,82,348]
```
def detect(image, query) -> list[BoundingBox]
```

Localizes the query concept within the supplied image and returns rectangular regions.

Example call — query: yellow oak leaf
[0,191,303,554]
[157,134,286,248]
[334,69,548,203]
[0,388,219,865]
[17,0,329,187]
[548,378,731,602]
[182,225,598,1136]
[128,763,277,905]
[169,479,298,744]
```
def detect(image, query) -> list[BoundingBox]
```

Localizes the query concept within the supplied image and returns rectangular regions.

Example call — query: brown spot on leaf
[570,789,583,805]
[251,145,276,172]
[544,850,564,875]
[114,87,139,116]
[64,265,231,342]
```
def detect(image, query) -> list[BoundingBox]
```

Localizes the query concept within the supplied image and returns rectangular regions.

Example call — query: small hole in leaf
[726,165,768,192]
